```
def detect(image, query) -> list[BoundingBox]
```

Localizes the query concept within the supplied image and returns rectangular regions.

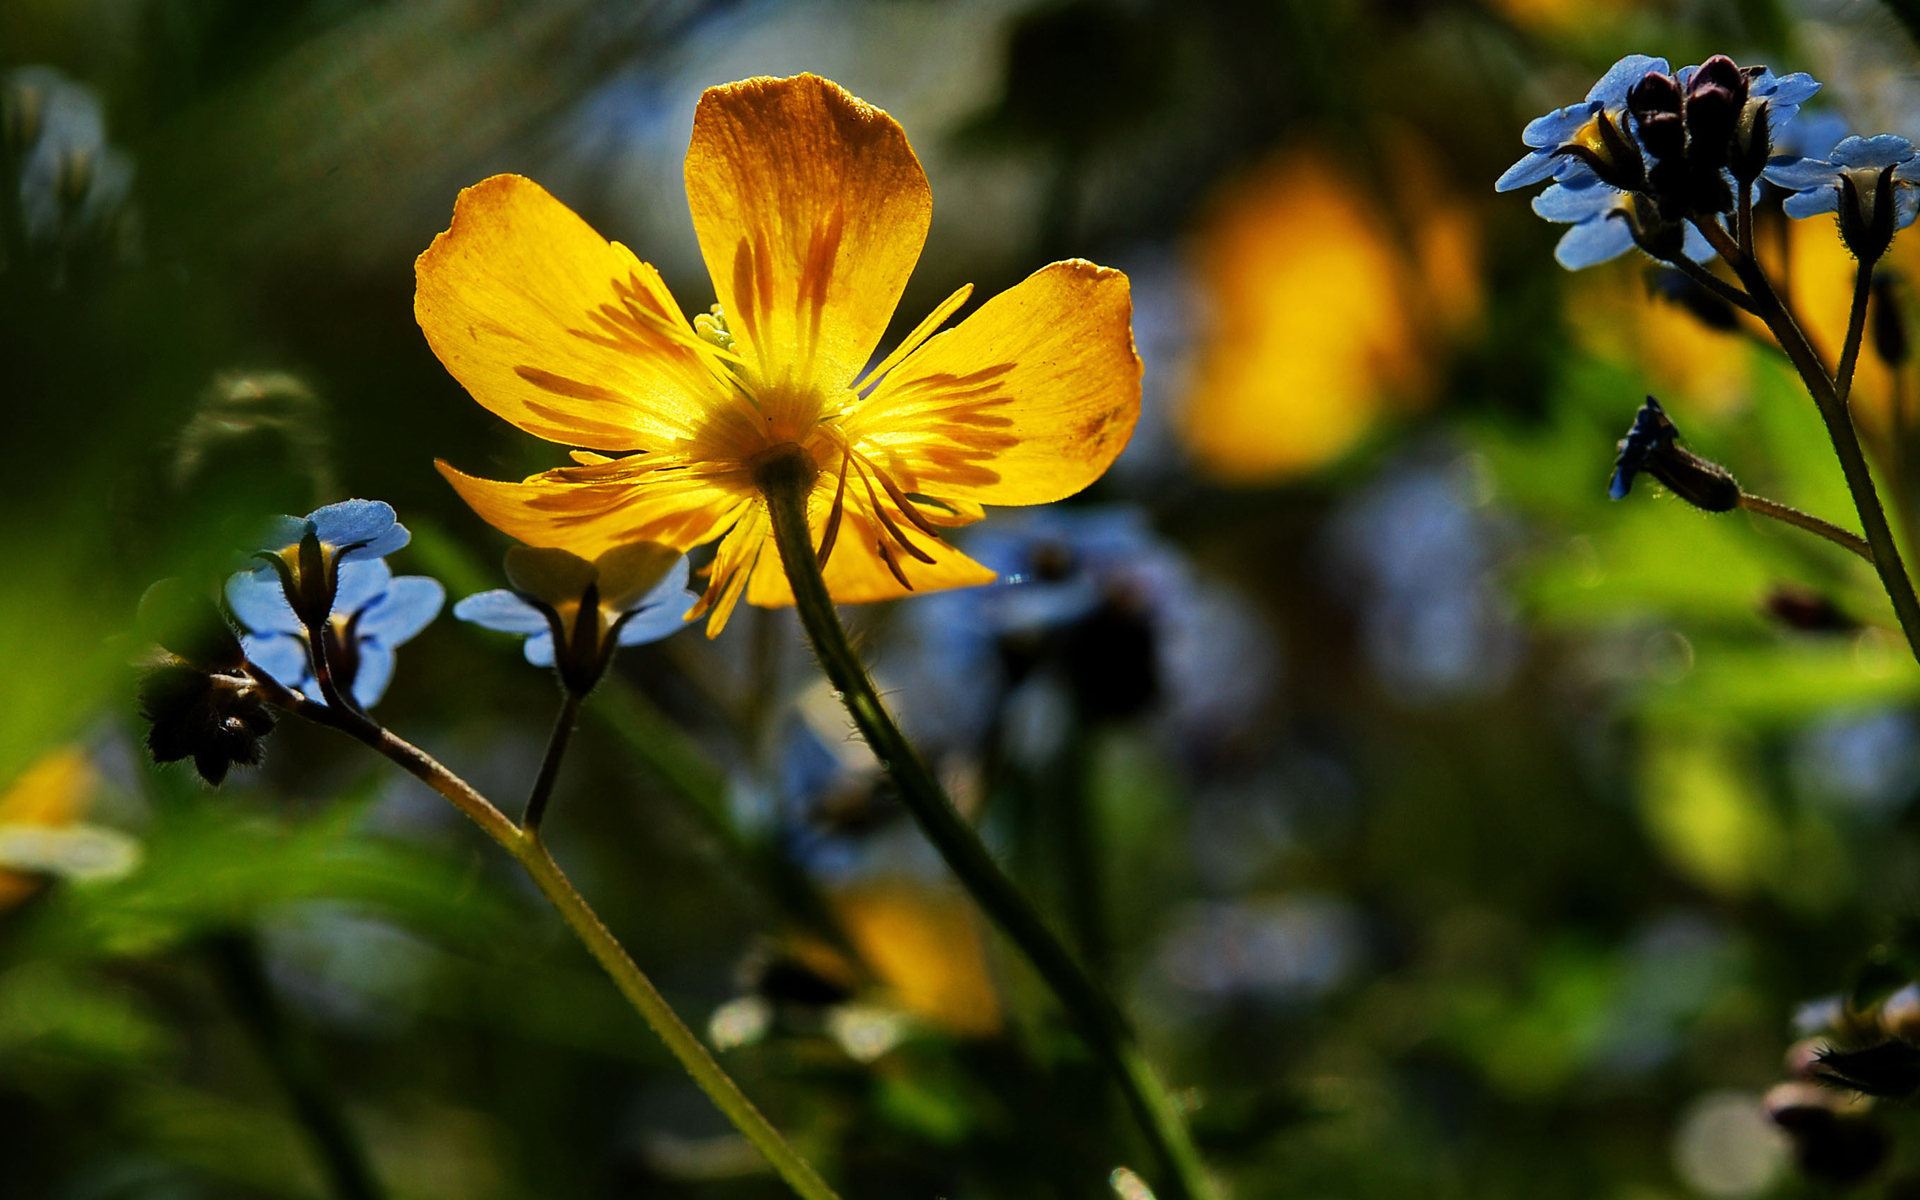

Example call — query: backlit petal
[416,174,734,452]
[684,74,930,392]
[847,260,1139,508]
[437,456,753,561]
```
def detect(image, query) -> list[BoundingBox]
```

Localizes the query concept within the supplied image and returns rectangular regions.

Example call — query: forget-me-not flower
[228,558,444,709]
[454,543,694,693]
[1496,54,1669,194]
[1533,182,1715,270]
[1765,135,1920,259]
[249,499,413,628]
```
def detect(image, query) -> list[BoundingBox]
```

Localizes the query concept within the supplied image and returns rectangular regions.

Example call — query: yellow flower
[419,74,1141,636]
[0,746,97,909]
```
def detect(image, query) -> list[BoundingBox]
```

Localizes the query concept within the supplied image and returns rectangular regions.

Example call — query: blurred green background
[10,0,1920,1196]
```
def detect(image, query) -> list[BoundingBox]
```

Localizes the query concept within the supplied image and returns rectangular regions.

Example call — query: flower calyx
[503,543,687,695]
[1839,163,1901,264]
[1609,396,1740,512]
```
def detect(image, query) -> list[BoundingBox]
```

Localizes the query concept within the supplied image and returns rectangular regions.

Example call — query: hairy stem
[754,447,1219,1200]
[246,669,841,1200]
[1693,216,1920,662]
[1737,493,1874,561]
[1839,260,1875,404]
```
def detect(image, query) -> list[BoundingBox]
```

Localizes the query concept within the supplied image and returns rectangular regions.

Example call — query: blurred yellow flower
[1485,0,1644,37]
[1782,215,1920,438]
[0,746,97,909]
[1178,142,1479,482]
[831,880,1002,1038]
[420,74,1141,636]
[1566,266,1753,416]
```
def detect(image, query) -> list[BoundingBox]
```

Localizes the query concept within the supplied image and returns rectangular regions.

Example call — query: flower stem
[205,931,386,1200]
[1839,259,1875,404]
[754,447,1219,1200]
[1693,216,1920,662]
[523,691,583,832]
[1737,493,1873,561]
[246,671,841,1200]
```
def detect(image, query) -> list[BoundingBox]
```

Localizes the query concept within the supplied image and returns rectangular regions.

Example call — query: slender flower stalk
[524,692,583,832]
[1690,216,1920,661]
[241,667,842,1200]
[1839,261,1875,403]
[1738,494,1873,561]
[754,446,1219,1200]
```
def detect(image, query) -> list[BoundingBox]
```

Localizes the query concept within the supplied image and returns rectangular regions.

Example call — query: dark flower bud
[1766,1082,1891,1184]
[1731,97,1772,185]
[1813,1038,1920,1098]
[1609,397,1742,512]
[138,664,277,786]
[1873,271,1909,367]
[1763,585,1859,634]
[1621,193,1693,263]
[1839,164,1900,264]
[1629,71,1686,162]
[1683,55,1749,170]
[1646,267,1740,331]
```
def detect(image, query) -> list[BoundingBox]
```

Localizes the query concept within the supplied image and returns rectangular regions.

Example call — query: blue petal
[613,556,692,614]
[615,591,697,647]
[226,571,304,635]
[1532,181,1617,224]
[332,558,394,618]
[1680,224,1716,264]
[1773,111,1848,162]
[1898,188,1920,233]
[350,643,397,708]
[1783,187,1841,219]
[1520,102,1598,151]
[1764,155,1838,191]
[254,514,313,554]
[1554,215,1635,270]
[1831,134,1916,170]
[453,589,551,635]
[357,576,444,647]
[1761,72,1821,108]
[308,499,409,562]
[1496,150,1560,193]
[523,630,557,668]
[242,633,310,689]
[1587,54,1669,106]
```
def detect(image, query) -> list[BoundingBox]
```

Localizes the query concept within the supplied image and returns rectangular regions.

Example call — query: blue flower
[454,543,694,690]
[1532,181,1715,270]
[227,558,444,708]
[254,499,410,568]
[1771,109,1848,163]
[1743,67,1823,133]
[1764,134,1920,226]
[1496,54,1669,193]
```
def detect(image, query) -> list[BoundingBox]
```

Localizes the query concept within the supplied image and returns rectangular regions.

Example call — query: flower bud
[1812,1038,1920,1098]
[138,664,277,786]
[1763,585,1859,635]
[1683,55,1749,170]
[1628,71,1686,162]
[1609,397,1741,512]
[1731,97,1772,185]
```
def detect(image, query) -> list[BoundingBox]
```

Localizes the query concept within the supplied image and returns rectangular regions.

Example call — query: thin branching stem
[1691,215,1920,662]
[241,666,843,1200]
[1737,493,1874,561]
[753,446,1220,1200]
[1670,253,1759,315]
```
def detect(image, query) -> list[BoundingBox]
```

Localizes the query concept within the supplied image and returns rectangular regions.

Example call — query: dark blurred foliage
[17,0,1920,1198]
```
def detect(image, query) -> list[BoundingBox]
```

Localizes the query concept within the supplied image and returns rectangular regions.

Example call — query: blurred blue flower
[892,507,1274,754]
[455,553,694,668]
[1739,65,1822,131]
[5,66,136,254]
[1496,54,1669,193]
[227,558,443,708]
[1765,134,1920,226]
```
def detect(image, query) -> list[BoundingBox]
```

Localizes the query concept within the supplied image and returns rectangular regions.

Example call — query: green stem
[206,932,386,1200]
[753,447,1219,1200]
[1737,493,1873,561]
[246,671,841,1200]
[1839,260,1875,404]
[523,692,583,832]
[1693,217,1920,663]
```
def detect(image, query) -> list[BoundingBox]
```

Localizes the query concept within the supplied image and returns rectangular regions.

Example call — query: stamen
[858,449,945,539]
[851,456,936,564]
[876,538,915,590]
[817,448,851,570]
[850,283,974,395]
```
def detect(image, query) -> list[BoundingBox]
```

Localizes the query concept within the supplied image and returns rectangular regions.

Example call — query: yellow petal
[848,260,1141,506]
[416,174,734,452]
[437,457,751,560]
[684,75,930,393]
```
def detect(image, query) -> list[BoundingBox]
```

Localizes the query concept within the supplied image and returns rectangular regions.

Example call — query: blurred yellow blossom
[831,880,1001,1038]
[0,745,98,909]
[1566,265,1754,416]
[1179,141,1480,482]
[421,74,1140,636]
